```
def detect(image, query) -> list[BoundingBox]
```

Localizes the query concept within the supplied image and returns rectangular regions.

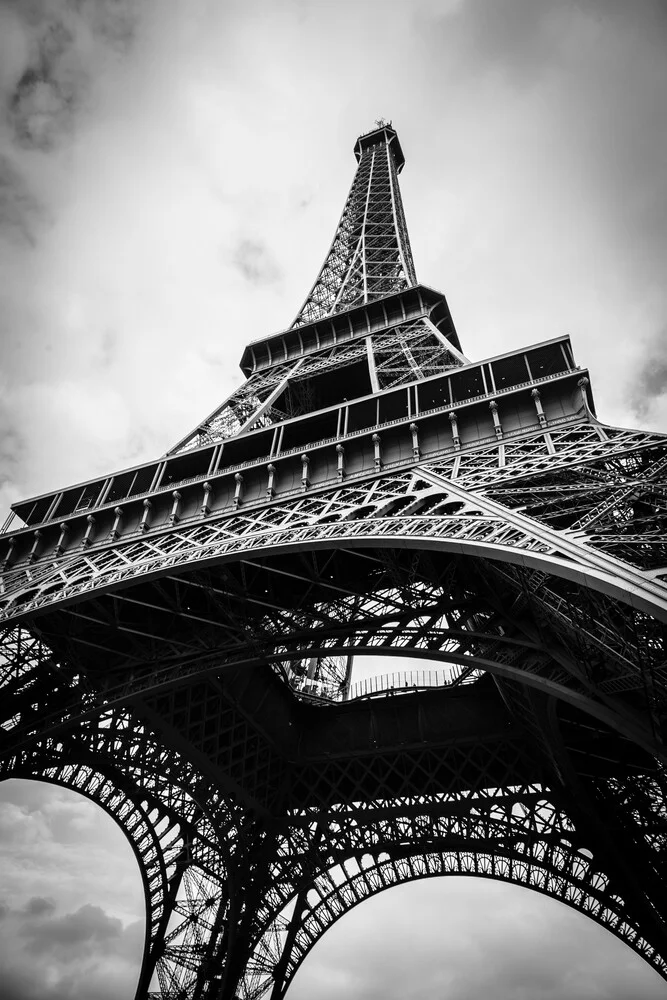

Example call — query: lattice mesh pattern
[292,135,416,327]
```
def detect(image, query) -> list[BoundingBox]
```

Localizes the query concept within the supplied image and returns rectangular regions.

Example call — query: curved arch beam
[2,763,175,999]
[274,850,667,998]
[2,478,667,626]
[243,811,667,1000]
[0,707,238,1000]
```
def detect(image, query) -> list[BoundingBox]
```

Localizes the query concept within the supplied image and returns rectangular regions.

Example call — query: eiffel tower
[1,122,667,1000]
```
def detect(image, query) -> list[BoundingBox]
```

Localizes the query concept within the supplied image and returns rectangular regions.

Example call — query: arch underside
[4,733,666,999]
[14,533,665,764]
[3,549,667,1000]
[0,427,666,998]
[0,705,240,1000]
[242,793,667,1000]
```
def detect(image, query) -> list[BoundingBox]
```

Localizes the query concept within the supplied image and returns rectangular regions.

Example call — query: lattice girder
[293,859,651,992]
[231,700,667,999]
[2,419,666,992]
[3,497,665,774]
[252,828,666,1000]
[234,730,667,998]
[3,422,666,630]
[168,308,464,455]
[291,125,416,328]
[3,540,666,997]
[0,655,242,999]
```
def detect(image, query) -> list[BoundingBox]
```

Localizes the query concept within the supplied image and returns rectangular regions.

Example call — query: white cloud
[0,780,142,925]
[0,780,144,999]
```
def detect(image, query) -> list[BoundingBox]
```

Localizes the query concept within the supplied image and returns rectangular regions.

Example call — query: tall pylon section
[292,122,417,325]
[167,125,463,457]
[1,125,667,1000]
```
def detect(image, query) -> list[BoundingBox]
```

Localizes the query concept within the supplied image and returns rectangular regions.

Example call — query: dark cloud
[3,0,135,149]
[21,902,123,954]
[0,955,138,1000]
[98,328,118,368]
[0,892,143,1000]
[0,155,45,245]
[231,237,281,285]
[0,966,45,1000]
[23,896,56,918]
[3,7,84,151]
[630,328,667,420]
[8,22,78,150]
[0,0,141,258]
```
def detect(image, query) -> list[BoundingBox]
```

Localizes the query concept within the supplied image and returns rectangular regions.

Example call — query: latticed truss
[292,123,416,327]
[2,421,666,630]
[370,317,463,389]
[0,674,238,998]
[169,311,464,455]
[1,123,667,1000]
[171,362,302,454]
[243,785,667,999]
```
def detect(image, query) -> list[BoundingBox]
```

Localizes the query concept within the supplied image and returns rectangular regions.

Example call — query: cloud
[23,897,56,918]
[21,902,123,954]
[0,780,143,925]
[0,783,144,998]
[0,780,144,998]
[1,0,138,148]
[0,895,142,1000]
[629,326,667,422]
[231,237,282,285]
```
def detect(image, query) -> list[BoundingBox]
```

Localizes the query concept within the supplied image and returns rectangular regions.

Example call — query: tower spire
[291,123,417,327]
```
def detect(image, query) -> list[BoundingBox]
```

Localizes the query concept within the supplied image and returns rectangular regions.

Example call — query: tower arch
[246,835,667,1000]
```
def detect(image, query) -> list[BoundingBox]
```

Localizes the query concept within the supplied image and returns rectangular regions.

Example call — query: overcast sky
[1,0,667,997]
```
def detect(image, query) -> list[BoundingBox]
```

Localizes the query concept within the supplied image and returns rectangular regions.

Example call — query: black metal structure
[1,122,667,999]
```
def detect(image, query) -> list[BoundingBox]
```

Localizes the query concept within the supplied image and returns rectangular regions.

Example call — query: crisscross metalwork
[292,124,416,327]
[1,124,666,999]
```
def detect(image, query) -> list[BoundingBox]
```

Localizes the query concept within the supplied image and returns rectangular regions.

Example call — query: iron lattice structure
[1,122,667,999]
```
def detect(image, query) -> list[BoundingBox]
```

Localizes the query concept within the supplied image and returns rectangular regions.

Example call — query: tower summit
[292,121,415,326]
[1,126,667,1000]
